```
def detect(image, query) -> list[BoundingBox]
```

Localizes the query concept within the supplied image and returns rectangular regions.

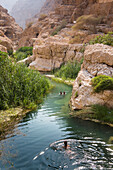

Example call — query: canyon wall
[71,44,113,109]
[0,5,22,41]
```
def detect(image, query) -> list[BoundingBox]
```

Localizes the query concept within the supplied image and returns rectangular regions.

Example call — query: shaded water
[0,81,113,169]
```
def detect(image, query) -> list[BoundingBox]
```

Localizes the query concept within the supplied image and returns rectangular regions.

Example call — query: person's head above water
[64,141,68,149]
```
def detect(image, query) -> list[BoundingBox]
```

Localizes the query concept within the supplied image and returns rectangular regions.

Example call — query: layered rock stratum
[0,30,13,52]
[19,36,84,71]
[17,0,113,48]
[71,44,113,109]
[0,5,22,41]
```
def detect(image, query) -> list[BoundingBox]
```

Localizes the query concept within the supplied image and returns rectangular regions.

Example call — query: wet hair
[64,141,67,149]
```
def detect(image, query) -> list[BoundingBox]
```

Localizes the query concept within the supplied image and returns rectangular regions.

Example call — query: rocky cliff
[71,44,113,109]
[0,30,13,52]
[20,36,83,71]
[17,0,113,48]
[15,0,113,109]
[10,0,46,28]
[0,5,23,41]
[40,0,61,14]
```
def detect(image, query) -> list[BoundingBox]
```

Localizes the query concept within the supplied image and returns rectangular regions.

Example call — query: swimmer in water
[63,141,70,150]
[60,91,62,95]
[63,91,66,95]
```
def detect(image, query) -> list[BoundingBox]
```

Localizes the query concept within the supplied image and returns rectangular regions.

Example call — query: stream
[0,81,113,169]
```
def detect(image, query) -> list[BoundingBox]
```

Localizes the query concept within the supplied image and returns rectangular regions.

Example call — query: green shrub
[14,52,27,62]
[72,15,102,33]
[89,32,113,46]
[91,104,113,123]
[91,75,113,93]
[55,60,83,79]
[14,46,33,62]
[51,20,67,36]
[75,91,78,98]
[17,47,33,55]
[0,51,8,57]
[0,55,50,110]
[8,49,13,56]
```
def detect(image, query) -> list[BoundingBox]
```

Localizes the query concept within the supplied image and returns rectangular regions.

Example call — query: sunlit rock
[71,44,113,109]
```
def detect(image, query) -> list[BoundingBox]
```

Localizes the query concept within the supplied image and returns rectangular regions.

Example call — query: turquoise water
[0,81,113,169]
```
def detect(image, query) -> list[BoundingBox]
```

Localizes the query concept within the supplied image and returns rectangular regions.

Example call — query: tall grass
[91,104,113,123]
[55,60,83,79]
[0,52,50,110]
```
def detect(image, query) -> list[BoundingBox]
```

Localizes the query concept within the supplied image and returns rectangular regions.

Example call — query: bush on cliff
[14,46,33,61]
[72,15,102,33]
[91,75,113,93]
[89,32,113,46]
[51,20,67,36]
[0,52,50,110]
[54,60,83,79]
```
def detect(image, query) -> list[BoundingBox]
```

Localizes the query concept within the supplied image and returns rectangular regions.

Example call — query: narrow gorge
[0,0,113,169]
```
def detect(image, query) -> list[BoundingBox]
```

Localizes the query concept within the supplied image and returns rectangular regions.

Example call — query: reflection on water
[33,139,113,169]
[0,81,113,169]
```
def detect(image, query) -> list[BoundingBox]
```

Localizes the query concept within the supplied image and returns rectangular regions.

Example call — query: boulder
[28,36,84,71]
[0,5,23,41]
[71,44,113,109]
[0,31,13,51]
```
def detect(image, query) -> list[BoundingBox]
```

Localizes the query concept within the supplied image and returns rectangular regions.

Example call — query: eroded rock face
[19,36,83,71]
[17,0,113,48]
[71,44,113,109]
[0,31,13,52]
[29,36,84,71]
[0,5,23,41]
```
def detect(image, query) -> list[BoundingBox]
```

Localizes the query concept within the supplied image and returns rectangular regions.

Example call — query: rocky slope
[10,0,46,28]
[71,44,113,109]
[0,30,13,52]
[19,36,83,71]
[17,0,113,48]
[40,0,61,14]
[0,5,23,41]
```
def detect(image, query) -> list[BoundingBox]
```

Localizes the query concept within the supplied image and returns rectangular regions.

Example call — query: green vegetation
[91,75,113,93]
[72,15,102,33]
[8,49,13,56]
[51,20,67,36]
[89,32,113,46]
[51,77,74,86]
[71,104,113,125]
[0,51,50,110]
[54,60,83,79]
[75,91,78,98]
[13,46,33,62]
[91,104,113,124]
